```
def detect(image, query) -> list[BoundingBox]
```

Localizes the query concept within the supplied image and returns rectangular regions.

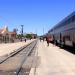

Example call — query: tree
[17,34,22,39]
[25,34,32,39]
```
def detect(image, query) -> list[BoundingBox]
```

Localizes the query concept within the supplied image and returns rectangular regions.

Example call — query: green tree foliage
[25,34,32,39]
[17,34,22,39]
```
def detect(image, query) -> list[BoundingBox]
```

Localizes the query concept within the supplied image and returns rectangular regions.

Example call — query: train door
[65,31,73,47]
[60,33,65,47]
[60,33,62,43]
[59,33,62,47]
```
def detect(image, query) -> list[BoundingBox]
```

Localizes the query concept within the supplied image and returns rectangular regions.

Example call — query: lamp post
[43,27,44,41]
[21,25,24,41]
[43,27,44,35]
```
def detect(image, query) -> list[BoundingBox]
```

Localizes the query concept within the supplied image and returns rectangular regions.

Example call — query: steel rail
[14,40,37,75]
[0,40,36,64]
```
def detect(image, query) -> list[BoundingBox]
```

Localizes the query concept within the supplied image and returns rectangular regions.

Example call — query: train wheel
[54,40,58,45]
[60,42,64,48]
[73,43,75,48]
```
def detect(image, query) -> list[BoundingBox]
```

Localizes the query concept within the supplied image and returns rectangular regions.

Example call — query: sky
[0,0,75,35]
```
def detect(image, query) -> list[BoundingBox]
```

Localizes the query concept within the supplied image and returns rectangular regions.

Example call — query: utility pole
[42,27,44,41]
[21,25,24,41]
[43,27,44,35]
[35,29,37,35]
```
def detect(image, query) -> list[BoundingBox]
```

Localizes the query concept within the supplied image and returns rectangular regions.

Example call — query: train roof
[52,11,75,30]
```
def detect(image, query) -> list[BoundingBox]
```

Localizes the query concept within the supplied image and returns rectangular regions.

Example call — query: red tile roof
[0,29,4,33]
[0,27,16,35]
[9,32,16,34]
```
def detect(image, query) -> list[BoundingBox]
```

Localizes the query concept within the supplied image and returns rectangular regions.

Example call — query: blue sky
[0,0,75,35]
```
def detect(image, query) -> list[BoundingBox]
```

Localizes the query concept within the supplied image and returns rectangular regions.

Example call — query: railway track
[0,40,37,75]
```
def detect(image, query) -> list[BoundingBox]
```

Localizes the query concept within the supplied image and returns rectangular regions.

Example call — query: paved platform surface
[35,40,75,75]
[0,40,34,56]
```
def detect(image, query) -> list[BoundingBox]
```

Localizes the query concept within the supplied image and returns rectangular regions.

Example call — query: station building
[0,26,17,43]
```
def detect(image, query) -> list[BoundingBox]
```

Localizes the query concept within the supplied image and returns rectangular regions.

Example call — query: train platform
[30,40,75,75]
[0,39,35,57]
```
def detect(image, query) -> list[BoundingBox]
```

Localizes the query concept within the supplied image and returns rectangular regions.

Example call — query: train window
[67,18,72,24]
[53,15,75,30]
[65,35,70,40]
[72,15,75,22]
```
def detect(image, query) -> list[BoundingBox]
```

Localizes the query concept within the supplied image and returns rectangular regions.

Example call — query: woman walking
[46,36,50,46]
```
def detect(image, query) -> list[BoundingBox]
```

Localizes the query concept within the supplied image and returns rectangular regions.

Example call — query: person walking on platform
[43,37,44,42]
[24,38,26,42]
[46,37,50,46]
[40,37,42,42]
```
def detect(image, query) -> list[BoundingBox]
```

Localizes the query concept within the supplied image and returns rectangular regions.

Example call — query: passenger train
[48,11,75,47]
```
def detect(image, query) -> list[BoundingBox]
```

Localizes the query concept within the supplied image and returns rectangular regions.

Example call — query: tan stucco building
[0,26,17,43]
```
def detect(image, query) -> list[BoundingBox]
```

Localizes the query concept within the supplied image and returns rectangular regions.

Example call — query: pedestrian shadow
[50,42,75,55]
[60,46,75,55]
